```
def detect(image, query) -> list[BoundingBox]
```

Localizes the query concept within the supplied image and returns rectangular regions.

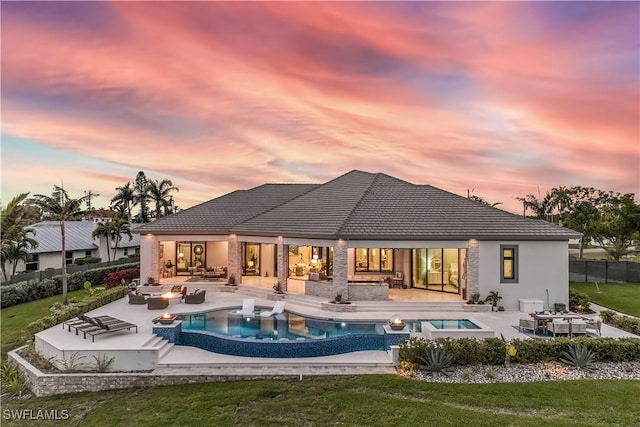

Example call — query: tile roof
[134,171,581,241]
[134,184,320,234]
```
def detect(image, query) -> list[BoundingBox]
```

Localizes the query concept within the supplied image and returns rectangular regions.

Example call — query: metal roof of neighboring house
[28,221,141,253]
[29,221,98,253]
[134,184,320,234]
[133,171,582,241]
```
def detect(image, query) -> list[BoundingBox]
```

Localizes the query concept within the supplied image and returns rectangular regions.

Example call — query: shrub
[104,267,140,288]
[399,336,640,366]
[560,344,598,371]
[0,263,139,308]
[420,347,455,375]
[74,256,101,265]
[1,362,26,396]
[599,310,616,323]
[599,311,640,336]
[569,289,591,312]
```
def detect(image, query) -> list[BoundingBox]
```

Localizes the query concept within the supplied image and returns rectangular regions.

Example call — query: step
[157,341,175,360]
[142,335,164,348]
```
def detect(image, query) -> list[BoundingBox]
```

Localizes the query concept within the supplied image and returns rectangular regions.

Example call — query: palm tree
[147,179,179,219]
[134,171,151,223]
[109,217,132,261]
[27,186,88,304]
[5,238,37,276]
[92,222,113,263]
[516,194,549,219]
[110,183,135,226]
[1,193,38,281]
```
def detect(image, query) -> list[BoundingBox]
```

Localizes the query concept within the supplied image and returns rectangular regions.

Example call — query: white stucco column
[277,239,288,292]
[332,239,348,299]
[227,234,242,285]
[467,239,479,298]
[140,234,159,283]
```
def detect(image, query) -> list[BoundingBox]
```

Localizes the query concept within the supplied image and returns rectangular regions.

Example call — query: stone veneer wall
[333,240,348,299]
[467,239,479,298]
[227,235,242,285]
[8,349,299,398]
[277,243,288,292]
[347,284,389,301]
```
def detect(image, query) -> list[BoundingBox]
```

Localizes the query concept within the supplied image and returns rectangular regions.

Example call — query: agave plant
[560,344,598,372]
[420,347,455,375]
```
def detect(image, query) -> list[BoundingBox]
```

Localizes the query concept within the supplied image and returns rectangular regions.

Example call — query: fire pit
[158,312,177,325]
[389,315,405,330]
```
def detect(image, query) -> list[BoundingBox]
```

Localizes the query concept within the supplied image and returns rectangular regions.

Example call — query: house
[5,221,140,280]
[134,170,581,308]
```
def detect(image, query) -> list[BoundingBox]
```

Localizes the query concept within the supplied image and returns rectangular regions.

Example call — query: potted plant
[485,290,502,311]
[147,276,157,286]
[273,282,285,294]
[227,274,236,286]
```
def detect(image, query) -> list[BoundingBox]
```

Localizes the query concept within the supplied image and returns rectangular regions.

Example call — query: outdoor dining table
[529,313,583,334]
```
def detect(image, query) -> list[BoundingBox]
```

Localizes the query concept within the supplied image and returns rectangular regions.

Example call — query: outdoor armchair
[547,319,570,337]
[147,297,169,310]
[185,290,206,304]
[128,292,147,305]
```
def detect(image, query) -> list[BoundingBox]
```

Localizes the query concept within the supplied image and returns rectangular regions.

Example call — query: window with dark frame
[65,251,73,265]
[25,254,38,271]
[355,248,394,273]
[500,245,518,283]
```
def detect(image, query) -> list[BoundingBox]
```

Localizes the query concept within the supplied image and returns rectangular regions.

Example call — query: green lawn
[1,289,89,360]
[2,376,639,426]
[570,282,640,317]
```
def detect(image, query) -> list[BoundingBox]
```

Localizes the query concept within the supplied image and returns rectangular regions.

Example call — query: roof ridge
[336,172,381,235]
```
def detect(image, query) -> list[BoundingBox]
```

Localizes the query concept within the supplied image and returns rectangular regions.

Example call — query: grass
[570,282,640,317]
[1,376,640,426]
[1,289,89,360]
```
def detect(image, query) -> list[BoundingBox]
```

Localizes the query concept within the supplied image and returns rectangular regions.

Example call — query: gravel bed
[408,362,640,383]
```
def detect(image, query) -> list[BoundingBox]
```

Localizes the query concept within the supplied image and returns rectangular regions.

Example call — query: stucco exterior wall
[206,241,228,268]
[477,240,569,310]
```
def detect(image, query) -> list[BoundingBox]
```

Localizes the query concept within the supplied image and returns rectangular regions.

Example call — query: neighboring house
[5,221,140,280]
[134,170,581,308]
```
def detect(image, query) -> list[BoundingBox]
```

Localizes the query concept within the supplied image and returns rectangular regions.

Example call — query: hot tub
[420,318,495,339]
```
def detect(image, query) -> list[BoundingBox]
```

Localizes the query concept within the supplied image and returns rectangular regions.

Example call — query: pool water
[178,309,383,340]
[427,319,481,330]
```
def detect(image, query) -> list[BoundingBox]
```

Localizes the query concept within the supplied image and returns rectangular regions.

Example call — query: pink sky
[1,2,638,214]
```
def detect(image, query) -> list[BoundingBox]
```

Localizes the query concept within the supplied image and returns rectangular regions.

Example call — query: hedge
[74,256,102,265]
[0,263,139,309]
[600,310,640,335]
[399,336,640,367]
[24,286,129,339]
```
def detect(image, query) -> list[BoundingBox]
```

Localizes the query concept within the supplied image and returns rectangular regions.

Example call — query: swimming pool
[419,318,495,339]
[167,308,405,358]
[178,309,383,340]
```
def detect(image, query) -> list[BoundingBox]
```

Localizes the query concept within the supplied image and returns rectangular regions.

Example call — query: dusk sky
[1,1,638,215]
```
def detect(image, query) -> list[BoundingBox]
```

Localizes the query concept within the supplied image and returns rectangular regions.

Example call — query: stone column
[277,241,288,292]
[467,239,479,298]
[332,239,348,300]
[227,235,242,285]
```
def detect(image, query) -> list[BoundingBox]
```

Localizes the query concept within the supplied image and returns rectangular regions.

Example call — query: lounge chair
[147,297,169,310]
[82,316,138,342]
[185,290,206,304]
[128,292,147,305]
[260,300,286,317]
[62,314,116,332]
[241,299,255,316]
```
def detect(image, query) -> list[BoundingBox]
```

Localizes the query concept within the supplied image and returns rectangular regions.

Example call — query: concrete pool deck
[33,282,638,375]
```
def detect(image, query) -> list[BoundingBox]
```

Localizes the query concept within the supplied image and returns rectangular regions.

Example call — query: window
[501,245,518,283]
[355,248,393,273]
[25,254,39,271]
[85,250,92,257]
[123,248,129,256]
[65,251,73,265]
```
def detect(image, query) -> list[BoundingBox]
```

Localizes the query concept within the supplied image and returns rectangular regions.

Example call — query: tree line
[0,171,179,302]
[515,187,640,261]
